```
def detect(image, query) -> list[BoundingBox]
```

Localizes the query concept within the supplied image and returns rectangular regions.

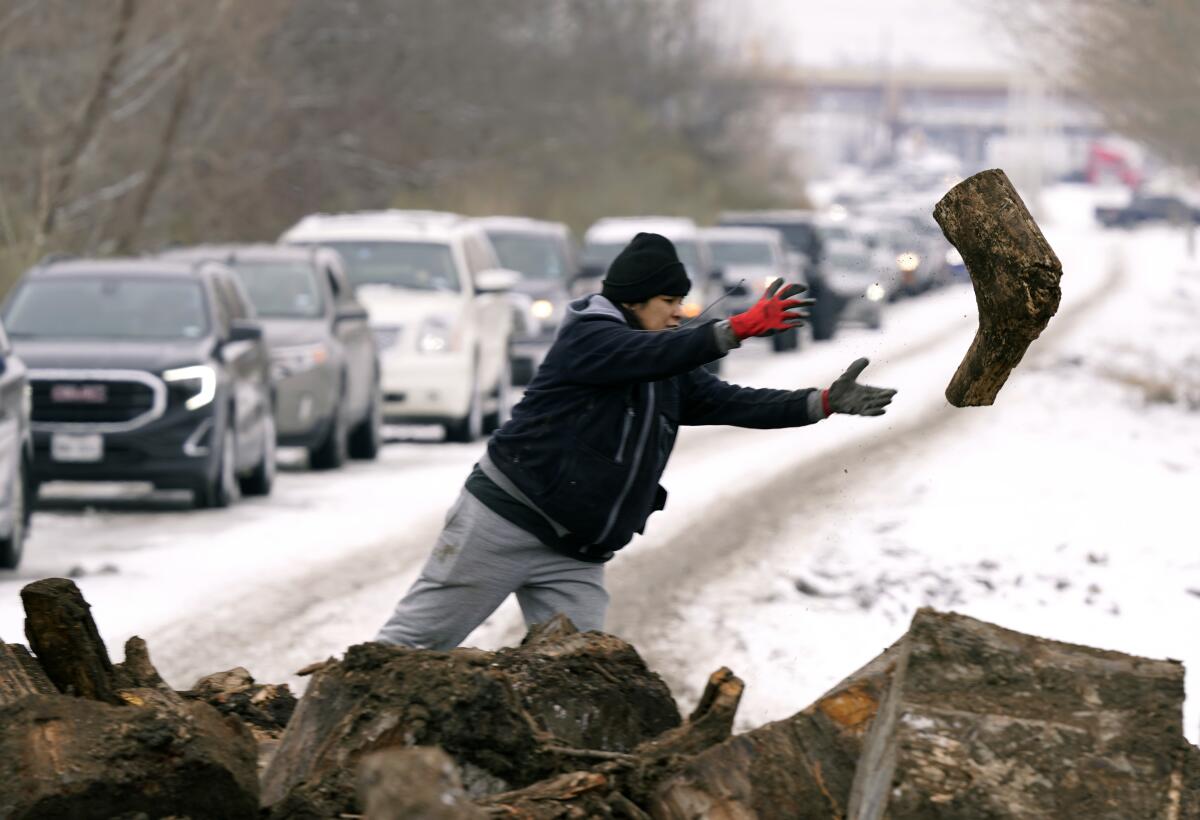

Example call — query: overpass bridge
[751,64,1101,172]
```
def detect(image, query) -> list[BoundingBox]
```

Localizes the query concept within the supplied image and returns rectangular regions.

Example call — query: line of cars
[0,199,957,570]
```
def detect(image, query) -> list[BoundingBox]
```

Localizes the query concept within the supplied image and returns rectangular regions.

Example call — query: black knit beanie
[601,232,691,304]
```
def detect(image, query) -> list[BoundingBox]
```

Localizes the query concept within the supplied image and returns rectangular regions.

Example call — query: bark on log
[263,626,680,818]
[0,641,57,706]
[21,578,123,703]
[933,168,1063,406]
[358,747,488,820]
[649,643,901,819]
[848,608,1192,819]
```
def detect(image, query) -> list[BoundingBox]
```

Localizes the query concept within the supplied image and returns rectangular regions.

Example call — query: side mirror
[335,304,368,324]
[228,319,263,343]
[475,268,522,293]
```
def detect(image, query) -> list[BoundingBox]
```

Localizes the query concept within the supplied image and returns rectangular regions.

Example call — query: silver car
[822,240,887,330]
[162,245,381,469]
[473,217,577,385]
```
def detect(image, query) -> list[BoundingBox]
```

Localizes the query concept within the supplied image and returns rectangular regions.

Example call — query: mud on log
[263,616,682,818]
[934,168,1063,407]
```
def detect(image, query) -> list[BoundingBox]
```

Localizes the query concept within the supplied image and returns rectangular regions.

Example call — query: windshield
[486,232,568,280]
[720,219,820,259]
[582,238,704,275]
[318,241,460,292]
[4,277,209,340]
[232,261,324,318]
[828,252,871,272]
[709,240,774,268]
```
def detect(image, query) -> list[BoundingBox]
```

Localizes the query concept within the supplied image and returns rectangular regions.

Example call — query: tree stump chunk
[262,625,679,818]
[0,691,259,819]
[848,608,1193,819]
[933,168,1063,406]
[358,747,487,820]
[0,641,57,706]
[649,643,901,819]
[21,578,122,703]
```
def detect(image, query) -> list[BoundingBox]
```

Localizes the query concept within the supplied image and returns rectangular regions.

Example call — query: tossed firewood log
[848,608,1196,819]
[933,168,1063,406]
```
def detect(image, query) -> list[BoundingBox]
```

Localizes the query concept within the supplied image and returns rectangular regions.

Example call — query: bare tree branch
[36,0,140,244]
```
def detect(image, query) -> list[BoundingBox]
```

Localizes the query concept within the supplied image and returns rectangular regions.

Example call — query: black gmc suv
[2,258,276,508]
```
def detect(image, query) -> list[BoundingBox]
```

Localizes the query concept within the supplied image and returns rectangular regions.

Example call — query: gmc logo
[50,384,108,404]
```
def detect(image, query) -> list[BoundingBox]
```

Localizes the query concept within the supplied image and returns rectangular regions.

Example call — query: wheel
[808,281,838,341]
[771,327,799,352]
[240,413,276,496]
[444,376,483,443]
[348,379,383,460]
[309,407,348,470]
[196,426,239,509]
[484,355,512,434]
[0,465,28,570]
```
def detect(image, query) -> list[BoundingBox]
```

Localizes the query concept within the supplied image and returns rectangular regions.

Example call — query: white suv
[281,210,517,442]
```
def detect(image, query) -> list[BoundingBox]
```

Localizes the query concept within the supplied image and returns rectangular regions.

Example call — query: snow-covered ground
[2,183,1197,742]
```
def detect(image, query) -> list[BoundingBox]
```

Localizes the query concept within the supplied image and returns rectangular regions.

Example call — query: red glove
[728,279,815,340]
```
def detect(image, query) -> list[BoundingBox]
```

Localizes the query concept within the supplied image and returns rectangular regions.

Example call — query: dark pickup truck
[1095,195,1200,228]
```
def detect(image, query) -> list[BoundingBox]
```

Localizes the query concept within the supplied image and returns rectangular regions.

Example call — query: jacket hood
[563,294,627,331]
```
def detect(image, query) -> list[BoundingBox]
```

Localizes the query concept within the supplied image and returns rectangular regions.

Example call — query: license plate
[51,433,104,463]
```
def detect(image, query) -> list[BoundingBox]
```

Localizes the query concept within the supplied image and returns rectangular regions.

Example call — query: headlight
[945,248,964,267]
[163,365,217,411]
[896,252,920,273]
[530,299,554,320]
[372,325,403,350]
[681,301,703,319]
[270,343,329,379]
[417,317,457,353]
[865,283,886,302]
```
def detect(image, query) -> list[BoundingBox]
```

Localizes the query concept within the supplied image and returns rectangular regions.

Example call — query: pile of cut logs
[2,577,1198,819]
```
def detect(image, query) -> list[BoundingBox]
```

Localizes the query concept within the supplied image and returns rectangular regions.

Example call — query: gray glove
[827,358,896,416]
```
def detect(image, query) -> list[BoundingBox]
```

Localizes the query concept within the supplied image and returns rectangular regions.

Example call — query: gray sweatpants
[375,489,608,649]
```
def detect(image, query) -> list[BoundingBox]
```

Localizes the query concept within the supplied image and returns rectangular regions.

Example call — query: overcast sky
[716,0,1018,72]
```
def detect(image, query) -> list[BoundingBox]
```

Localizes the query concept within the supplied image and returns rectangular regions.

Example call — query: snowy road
[4,186,1197,743]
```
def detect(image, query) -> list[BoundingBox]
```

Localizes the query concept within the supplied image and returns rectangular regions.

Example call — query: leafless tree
[989,0,1200,176]
[0,0,797,292]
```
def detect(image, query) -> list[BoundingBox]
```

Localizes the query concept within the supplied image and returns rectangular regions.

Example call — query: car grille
[32,378,158,424]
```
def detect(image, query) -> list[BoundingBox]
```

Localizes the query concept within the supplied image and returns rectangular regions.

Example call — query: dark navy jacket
[487,295,821,560]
